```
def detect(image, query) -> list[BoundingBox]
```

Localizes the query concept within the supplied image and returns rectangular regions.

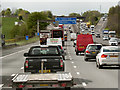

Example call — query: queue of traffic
[71,22,120,69]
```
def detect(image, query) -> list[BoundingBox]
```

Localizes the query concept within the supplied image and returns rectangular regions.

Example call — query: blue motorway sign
[55,17,76,24]
[26,36,29,40]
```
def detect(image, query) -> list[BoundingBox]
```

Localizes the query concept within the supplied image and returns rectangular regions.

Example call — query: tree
[1,10,5,17]
[27,12,49,36]
[4,8,11,16]
[69,13,81,17]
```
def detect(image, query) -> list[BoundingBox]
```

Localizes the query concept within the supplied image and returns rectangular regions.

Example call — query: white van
[47,38,62,46]
[71,33,76,41]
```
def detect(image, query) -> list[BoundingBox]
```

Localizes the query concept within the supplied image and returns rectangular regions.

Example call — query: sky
[1,0,120,15]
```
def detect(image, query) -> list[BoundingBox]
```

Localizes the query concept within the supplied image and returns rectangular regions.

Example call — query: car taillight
[25,60,28,68]
[61,83,67,87]
[18,84,25,88]
[60,60,63,67]
[61,46,63,49]
[101,54,108,58]
[62,38,63,40]
[86,50,90,53]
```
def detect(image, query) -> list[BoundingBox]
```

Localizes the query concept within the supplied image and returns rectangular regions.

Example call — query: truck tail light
[60,60,63,67]
[86,50,90,53]
[101,54,108,58]
[61,83,67,87]
[25,60,28,68]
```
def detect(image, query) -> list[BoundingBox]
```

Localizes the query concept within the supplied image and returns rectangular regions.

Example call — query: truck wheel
[76,52,78,55]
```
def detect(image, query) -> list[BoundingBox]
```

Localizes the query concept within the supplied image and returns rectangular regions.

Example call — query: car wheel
[98,62,103,69]
[96,61,98,67]
[76,52,78,55]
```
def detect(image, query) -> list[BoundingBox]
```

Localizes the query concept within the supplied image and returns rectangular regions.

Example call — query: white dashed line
[0,84,3,88]
[71,62,74,64]
[76,72,80,75]
[11,74,16,77]
[21,67,24,70]
[82,82,87,87]
[70,58,72,60]
[0,49,28,59]
[73,66,77,68]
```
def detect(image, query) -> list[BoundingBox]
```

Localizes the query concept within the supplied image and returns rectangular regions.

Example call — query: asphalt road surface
[0,19,120,90]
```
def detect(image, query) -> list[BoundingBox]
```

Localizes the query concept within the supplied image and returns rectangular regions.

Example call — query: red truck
[75,34,93,55]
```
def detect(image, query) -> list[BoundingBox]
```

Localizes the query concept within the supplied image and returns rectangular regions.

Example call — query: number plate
[39,70,51,73]
[92,52,95,54]
[40,84,49,86]
[110,55,118,57]
[79,46,84,48]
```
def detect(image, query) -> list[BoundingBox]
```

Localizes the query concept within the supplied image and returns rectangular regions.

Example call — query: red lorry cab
[76,34,93,55]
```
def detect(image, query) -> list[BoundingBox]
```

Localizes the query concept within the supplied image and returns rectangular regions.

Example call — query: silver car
[84,44,102,61]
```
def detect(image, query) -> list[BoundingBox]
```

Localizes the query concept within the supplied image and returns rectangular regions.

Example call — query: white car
[96,46,120,69]
[82,29,84,32]
[109,38,118,46]
[103,36,109,40]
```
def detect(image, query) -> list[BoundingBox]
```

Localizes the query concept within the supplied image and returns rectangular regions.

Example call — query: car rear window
[88,45,102,50]
[29,47,59,56]
[103,48,120,52]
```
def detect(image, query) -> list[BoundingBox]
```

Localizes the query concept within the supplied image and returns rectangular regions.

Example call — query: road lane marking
[70,58,72,60]
[76,72,80,75]
[11,74,16,77]
[82,82,87,87]
[73,66,77,68]
[21,67,24,70]
[0,84,3,88]
[71,61,74,63]
[0,48,29,59]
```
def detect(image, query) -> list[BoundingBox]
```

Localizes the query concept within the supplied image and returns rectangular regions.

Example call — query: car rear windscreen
[88,45,102,50]
[53,31,63,38]
[103,48,120,52]
[29,47,59,56]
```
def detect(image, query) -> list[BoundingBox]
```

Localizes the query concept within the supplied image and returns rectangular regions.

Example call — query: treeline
[82,10,101,25]
[1,8,53,39]
[107,5,120,37]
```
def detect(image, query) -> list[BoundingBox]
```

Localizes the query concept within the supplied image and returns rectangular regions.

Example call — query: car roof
[102,46,119,49]
[88,44,102,46]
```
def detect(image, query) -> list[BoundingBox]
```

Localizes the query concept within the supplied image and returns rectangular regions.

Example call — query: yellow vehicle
[87,22,90,28]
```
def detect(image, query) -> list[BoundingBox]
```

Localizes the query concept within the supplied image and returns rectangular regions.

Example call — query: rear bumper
[85,55,96,59]
[100,61,120,66]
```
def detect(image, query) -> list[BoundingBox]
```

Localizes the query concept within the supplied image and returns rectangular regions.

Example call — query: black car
[24,45,65,73]
[96,34,100,38]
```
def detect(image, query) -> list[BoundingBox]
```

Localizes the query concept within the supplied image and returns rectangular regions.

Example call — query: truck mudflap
[12,72,73,88]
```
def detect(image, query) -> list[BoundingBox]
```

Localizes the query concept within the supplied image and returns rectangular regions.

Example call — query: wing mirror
[24,53,29,57]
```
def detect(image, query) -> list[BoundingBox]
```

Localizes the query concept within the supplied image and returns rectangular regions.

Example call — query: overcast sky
[1,0,120,15]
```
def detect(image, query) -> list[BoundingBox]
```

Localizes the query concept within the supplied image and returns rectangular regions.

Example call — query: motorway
[0,18,120,90]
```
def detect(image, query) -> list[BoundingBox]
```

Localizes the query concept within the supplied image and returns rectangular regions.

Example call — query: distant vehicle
[51,28,64,46]
[84,44,102,61]
[86,22,90,28]
[24,45,65,73]
[91,31,95,35]
[109,38,118,46]
[103,36,109,40]
[75,34,93,55]
[71,33,76,41]
[82,29,84,32]
[109,31,116,39]
[96,46,120,69]
[102,30,109,37]
[64,34,67,41]
[96,34,100,38]
[73,40,76,47]
[90,25,95,31]
[59,24,64,29]
[102,17,106,21]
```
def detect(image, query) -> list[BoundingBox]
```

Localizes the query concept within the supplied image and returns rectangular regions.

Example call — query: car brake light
[86,50,90,53]
[61,83,67,87]
[61,46,63,49]
[101,54,108,58]
[25,60,28,68]
[18,84,25,88]
[60,60,63,67]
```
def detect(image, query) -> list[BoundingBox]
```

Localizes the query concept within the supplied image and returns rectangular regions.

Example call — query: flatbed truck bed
[11,72,73,90]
